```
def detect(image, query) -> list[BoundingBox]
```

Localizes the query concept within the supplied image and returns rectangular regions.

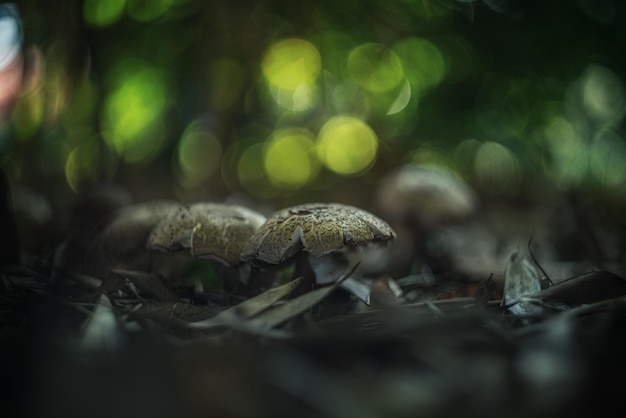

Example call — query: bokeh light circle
[543,116,587,188]
[475,141,520,195]
[582,64,626,127]
[263,127,318,189]
[65,141,99,193]
[392,37,446,90]
[590,129,626,187]
[102,59,170,163]
[237,142,280,199]
[177,120,223,187]
[83,0,126,27]
[317,116,379,175]
[347,43,404,93]
[261,38,321,90]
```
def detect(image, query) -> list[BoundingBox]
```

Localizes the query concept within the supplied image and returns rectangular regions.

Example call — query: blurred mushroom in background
[242,202,396,304]
[81,199,187,282]
[376,163,478,278]
[148,202,267,293]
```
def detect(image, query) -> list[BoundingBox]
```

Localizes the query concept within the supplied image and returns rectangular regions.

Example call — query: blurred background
[3,5,626,418]
[1,0,625,278]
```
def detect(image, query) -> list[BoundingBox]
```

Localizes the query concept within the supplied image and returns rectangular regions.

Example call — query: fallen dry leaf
[503,249,542,316]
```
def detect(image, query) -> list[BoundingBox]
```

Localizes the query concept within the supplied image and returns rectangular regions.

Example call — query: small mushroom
[148,202,267,291]
[241,202,396,302]
[149,202,267,265]
[377,163,477,225]
[82,199,187,280]
[376,163,478,276]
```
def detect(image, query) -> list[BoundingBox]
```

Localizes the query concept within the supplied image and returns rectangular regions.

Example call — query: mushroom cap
[377,164,477,224]
[148,202,267,266]
[82,199,186,278]
[241,202,395,264]
[102,199,185,258]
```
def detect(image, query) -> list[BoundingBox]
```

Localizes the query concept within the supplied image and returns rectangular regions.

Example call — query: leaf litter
[3,193,626,418]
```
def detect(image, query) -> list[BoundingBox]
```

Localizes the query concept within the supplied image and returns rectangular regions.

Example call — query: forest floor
[2,178,626,418]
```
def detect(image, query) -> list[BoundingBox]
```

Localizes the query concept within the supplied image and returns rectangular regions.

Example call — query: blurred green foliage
[1,0,625,207]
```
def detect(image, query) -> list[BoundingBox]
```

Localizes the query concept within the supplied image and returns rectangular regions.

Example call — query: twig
[528,232,553,286]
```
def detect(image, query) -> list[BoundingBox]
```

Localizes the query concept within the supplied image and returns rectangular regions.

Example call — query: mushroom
[82,199,187,280]
[241,202,396,302]
[148,202,267,291]
[376,163,478,276]
[377,163,477,225]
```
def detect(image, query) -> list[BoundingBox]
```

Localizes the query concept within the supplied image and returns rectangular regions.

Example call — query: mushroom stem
[292,251,317,295]
[213,262,243,293]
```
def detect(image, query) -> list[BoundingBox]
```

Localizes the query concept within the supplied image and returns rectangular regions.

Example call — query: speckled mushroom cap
[241,202,395,265]
[148,202,267,266]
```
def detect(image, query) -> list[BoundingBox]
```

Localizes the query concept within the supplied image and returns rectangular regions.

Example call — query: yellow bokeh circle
[263,128,318,189]
[317,116,379,175]
[261,38,321,91]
